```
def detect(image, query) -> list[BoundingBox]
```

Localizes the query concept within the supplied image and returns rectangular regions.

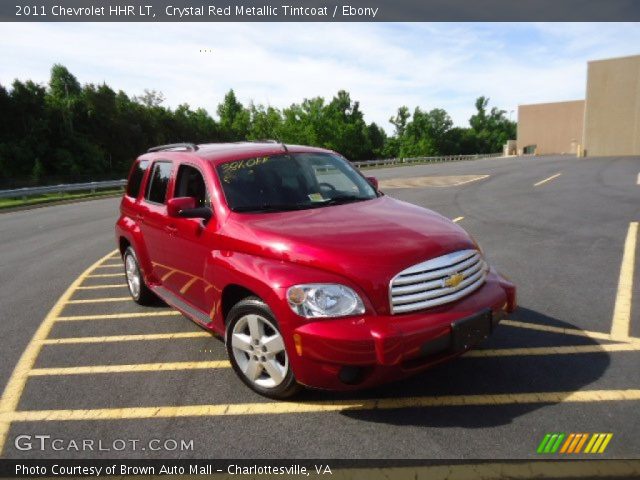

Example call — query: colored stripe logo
[537,433,612,454]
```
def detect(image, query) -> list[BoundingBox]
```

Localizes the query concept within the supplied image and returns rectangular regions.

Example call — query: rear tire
[123,246,156,305]
[225,296,301,399]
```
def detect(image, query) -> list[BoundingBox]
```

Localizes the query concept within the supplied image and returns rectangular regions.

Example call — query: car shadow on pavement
[300,307,612,428]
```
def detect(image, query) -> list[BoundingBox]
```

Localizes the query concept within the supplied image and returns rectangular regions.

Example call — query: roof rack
[147,143,199,153]
[233,139,279,144]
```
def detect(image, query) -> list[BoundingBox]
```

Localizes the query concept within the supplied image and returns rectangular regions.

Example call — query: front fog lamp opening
[286,284,365,318]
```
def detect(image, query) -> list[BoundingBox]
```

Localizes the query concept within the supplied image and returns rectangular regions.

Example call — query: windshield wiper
[318,195,370,206]
[232,203,311,213]
[232,196,370,212]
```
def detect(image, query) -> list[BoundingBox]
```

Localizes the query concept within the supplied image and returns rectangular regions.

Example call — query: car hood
[223,195,477,312]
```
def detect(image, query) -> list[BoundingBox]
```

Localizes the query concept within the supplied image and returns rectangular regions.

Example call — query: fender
[204,250,376,333]
[116,215,156,286]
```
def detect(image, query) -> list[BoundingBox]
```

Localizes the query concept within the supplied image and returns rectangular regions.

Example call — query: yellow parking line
[56,311,182,321]
[66,297,131,304]
[467,343,640,357]
[94,264,122,269]
[0,249,118,455]
[87,273,124,278]
[502,319,640,344]
[3,389,640,424]
[611,222,638,339]
[29,361,231,376]
[534,172,562,187]
[27,343,640,377]
[40,331,212,345]
[76,284,125,290]
[452,216,464,223]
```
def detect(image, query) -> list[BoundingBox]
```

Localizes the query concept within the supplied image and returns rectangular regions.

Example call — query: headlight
[286,283,365,318]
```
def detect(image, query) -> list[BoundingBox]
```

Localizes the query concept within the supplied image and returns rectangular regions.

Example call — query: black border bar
[4,0,640,22]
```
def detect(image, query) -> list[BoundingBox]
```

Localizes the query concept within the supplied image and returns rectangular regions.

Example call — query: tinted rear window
[126,160,149,198]
[145,161,172,204]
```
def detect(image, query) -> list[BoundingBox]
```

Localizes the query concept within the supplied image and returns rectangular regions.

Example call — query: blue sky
[1,22,639,131]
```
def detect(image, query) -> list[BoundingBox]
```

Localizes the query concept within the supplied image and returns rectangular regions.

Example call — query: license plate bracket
[450,309,492,352]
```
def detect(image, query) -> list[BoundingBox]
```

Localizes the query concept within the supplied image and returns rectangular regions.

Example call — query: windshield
[217,152,378,213]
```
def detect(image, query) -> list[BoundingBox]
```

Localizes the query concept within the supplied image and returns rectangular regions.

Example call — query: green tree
[389,106,410,137]
[469,96,516,153]
[398,107,453,157]
[365,122,386,158]
[323,90,371,159]
[217,89,250,140]
[281,97,329,147]
[0,63,520,186]
[247,103,283,141]
[133,89,165,108]
[49,64,81,99]
[8,80,50,179]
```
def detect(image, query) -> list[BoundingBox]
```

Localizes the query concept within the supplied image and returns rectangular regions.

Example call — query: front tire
[225,297,300,399]
[123,246,156,305]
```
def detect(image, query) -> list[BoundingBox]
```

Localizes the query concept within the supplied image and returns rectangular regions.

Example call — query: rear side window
[145,161,173,204]
[126,160,149,198]
[175,164,208,207]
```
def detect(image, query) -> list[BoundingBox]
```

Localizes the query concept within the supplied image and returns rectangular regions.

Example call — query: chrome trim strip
[391,260,485,300]
[392,265,485,305]
[398,249,477,276]
[392,258,484,294]
[389,249,487,314]
[392,251,480,286]
[392,270,488,314]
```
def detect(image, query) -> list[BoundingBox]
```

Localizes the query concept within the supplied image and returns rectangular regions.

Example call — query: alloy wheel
[230,314,288,388]
[125,253,141,299]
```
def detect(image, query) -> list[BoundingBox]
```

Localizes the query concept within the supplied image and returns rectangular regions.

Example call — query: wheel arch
[116,216,154,285]
[118,236,131,257]
[221,284,262,324]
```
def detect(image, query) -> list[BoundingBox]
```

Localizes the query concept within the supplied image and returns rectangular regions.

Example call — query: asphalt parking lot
[0,154,638,461]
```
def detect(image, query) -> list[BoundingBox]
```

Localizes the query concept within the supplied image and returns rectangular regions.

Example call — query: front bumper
[287,269,516,390]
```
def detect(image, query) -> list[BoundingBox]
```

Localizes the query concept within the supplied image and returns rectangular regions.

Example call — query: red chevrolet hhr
[115,142,516,398]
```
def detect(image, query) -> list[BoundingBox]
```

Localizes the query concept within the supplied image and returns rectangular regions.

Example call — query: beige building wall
[517,100,585,155]
[583,54,640,156]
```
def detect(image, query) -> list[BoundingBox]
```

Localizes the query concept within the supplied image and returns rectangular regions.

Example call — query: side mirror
[168,197,214,222]
[167,197,196,217]
[365,176,379,190]
[180,206,213,222]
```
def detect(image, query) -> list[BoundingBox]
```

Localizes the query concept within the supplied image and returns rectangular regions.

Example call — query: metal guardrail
[352,153,502,168]
[0,152,502,199]
[0,180,126,199]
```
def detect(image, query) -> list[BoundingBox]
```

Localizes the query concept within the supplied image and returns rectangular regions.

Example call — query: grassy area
[0,189,123,210]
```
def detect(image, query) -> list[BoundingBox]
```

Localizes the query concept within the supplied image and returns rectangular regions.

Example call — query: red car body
[116,142,516,391]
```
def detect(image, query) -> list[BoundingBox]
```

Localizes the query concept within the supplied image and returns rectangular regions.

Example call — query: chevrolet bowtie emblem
[443,272,464,288]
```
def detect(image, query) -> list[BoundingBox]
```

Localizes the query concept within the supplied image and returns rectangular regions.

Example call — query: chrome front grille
[390,249,488,314]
